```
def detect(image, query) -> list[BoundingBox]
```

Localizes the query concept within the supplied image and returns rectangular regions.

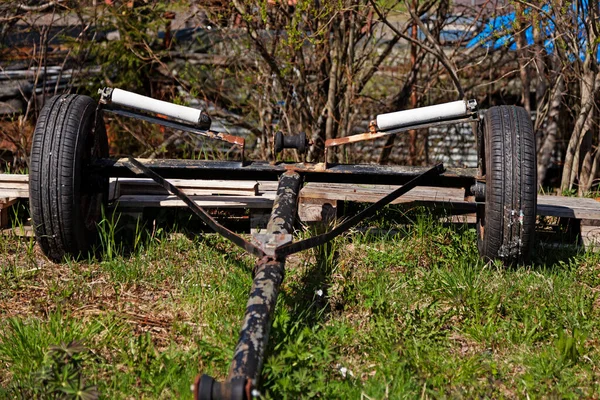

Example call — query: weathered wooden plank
[0,182,28,190]
[300,183,466,204]
[582,225,600,249]
[537,195,600,219]
[115,178,258,196]
[119,186,258,197]
[298,198,337,223]
[5,174,600,221]
[537,195,600,207]
[115,178,259,199]
[0,175,30,200]
[115,195,273,209]
[0,189,28,198]
[114,178,258,190]
[0,174,29,183]
[0,225,34,237]
[0,175,259,189]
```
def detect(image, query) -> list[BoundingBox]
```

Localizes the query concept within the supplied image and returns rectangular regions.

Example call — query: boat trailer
[28,88,537,399]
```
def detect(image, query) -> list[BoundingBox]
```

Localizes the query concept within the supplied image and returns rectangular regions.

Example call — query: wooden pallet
[3,173,600,243]
[0,174,27,230]
[0,174,28,198]
[110,178,260,199]
[109,177,268,209]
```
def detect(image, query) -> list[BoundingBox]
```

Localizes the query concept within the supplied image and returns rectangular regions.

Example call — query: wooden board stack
[2,174,600,247]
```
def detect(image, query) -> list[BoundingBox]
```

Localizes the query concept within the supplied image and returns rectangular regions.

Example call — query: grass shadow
[281,225,340,327]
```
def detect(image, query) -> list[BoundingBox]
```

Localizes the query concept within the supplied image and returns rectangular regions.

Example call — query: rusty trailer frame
[100,100,474,399]
[28,90,538,400]
[105,97,465,399]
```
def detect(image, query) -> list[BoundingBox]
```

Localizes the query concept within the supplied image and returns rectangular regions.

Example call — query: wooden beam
[114,195,273,209]
[4,174,600,221]
[117,178,259,197]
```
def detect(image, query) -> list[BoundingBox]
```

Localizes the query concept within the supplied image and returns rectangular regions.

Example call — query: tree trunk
[325,28,341,162]
[537,74,564,187]
[578,106,596,194]
[532,19,547,112]
[560,70,600,192]
[408,11,418,166]
[515,3,531,112]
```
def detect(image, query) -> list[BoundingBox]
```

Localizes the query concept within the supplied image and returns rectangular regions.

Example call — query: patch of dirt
[447,331,485,357]
[0,242,194,351]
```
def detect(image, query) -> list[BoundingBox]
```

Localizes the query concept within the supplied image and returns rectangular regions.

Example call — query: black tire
[476,105,537,264]
[29,94,108,262]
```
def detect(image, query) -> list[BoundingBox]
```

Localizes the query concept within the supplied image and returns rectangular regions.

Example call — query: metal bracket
[98,87,113,104]
[322,114,477,169]
[252,233,293,256]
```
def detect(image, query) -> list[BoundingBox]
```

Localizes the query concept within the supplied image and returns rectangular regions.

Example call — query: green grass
[1,207,600,398]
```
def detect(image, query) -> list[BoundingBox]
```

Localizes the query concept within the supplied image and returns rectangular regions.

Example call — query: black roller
[274,131,307,154]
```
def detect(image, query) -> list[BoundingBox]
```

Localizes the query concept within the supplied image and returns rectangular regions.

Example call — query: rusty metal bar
[103,106,245,161]
[96,157,477,187]
[194,171,302,400]
[125,157,266,258]
[324,114,478,149]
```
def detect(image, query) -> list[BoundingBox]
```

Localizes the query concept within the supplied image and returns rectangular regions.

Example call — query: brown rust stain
[325,131,389,147]
[282,162,327,172]
[207,131,245,146]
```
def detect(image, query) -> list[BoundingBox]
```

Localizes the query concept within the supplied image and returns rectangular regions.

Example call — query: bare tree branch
[404,1,464,99]
[17,0,65,12]
[370,0,464,99]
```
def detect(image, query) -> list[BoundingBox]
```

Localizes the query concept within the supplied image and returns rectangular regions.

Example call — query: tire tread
[477,105,537,264]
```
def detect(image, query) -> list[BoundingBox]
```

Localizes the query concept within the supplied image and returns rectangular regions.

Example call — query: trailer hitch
[123,158,444,399]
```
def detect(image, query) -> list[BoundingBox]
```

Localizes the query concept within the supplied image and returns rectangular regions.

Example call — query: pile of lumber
[2,173,600,247]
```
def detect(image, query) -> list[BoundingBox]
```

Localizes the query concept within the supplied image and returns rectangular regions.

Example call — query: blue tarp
[466,1,600,62]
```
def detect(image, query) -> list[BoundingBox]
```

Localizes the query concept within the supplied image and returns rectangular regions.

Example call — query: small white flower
[316,289,323,297]
[338,365,354,378]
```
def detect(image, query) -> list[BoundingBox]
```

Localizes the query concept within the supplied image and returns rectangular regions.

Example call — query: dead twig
[17,0,66,12]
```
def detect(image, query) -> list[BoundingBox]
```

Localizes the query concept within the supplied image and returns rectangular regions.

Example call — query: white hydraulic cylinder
[103,88,208,127]
[376,100,473,131]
